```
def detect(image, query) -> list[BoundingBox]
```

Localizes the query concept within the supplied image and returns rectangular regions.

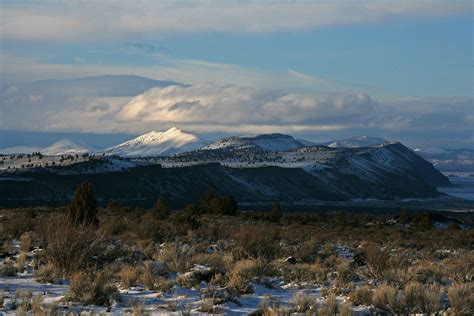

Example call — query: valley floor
[0,207,473,315]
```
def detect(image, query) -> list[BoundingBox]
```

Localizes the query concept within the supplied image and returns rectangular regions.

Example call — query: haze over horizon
[1,1,472,150]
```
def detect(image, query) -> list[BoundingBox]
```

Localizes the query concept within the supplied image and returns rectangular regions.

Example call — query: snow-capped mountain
[415,148,474,172]
[101,127,210,157]
[325,136,388,148]
[0,146,43,155]
[41,139,93,156]
[204,133,308,152]
[0,139,92,155]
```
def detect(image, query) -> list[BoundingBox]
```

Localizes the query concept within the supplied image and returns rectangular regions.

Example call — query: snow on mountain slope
[41,139,93,156]
[326,136,388,148]
[415,148,474,173]
[204,133,307,152]
[101,127,210,157]
[0,146,42,155]
[0,139,92,155]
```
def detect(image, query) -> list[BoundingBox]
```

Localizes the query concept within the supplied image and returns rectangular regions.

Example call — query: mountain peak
[41,138,93,155]
[204,133,307,152]
[164,127,182,134]
[102,128,210,157]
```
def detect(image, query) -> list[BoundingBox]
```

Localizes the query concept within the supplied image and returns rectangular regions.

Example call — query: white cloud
[0,1,469,41]
[115,85,376,128]
[6,82,469,148]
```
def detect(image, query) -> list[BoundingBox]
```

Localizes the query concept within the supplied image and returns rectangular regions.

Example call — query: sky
[0,0,473,149]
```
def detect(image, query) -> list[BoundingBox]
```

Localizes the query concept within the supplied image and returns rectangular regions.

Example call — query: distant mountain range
[1,129,472,174]
[0,139,93,156]
[0,128,454,207]
[415,148,474,173]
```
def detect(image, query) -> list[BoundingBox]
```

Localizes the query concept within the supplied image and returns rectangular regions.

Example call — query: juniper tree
[69,182,98,225]
[154,197,171,219]
[270,201,282,221]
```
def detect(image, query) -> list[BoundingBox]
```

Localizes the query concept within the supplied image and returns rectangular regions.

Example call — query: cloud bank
[1,1,470,41]
[1,80,472,149]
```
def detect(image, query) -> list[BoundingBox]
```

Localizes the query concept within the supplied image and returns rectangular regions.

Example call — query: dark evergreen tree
[183,203,201,216]
[221,195,238,216]
[399,208,410,225]
[69,182,98,225]
[270,201,282,221]
[154,197,171,219]
[200,189,216,211]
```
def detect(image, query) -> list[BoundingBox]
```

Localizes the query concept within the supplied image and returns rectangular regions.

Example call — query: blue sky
[2,11,472,96]
[0,1,473,149]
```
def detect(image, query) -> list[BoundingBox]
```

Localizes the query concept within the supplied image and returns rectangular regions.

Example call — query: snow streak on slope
[101,127,210,157]
[326,136,388,148]
[204,133,307,152]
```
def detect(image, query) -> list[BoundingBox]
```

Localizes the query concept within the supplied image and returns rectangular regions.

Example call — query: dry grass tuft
[68,270,118,306]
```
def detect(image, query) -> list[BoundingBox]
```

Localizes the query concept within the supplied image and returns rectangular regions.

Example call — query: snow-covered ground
[0,240,372,315]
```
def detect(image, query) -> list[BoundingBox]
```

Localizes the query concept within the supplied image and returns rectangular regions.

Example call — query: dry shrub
[19,231,34,252]
[363,242,390,279]
[278,262,326,284]
[14,289,33,314]
[339,302,352,316]
[41,216,108,277]
[156,243,195,273]
[409,262,444,284]
[335,258,354,285]
[0,261,17,276]
[16,251,28,270]
[131,303,147,316]
[197,298,223,314]
[290,293,318,314]
[349,285,372,306]
[372,284,401,314]
[68,271,118,306]
[297,238,320,263]
[403,281,428,313]
[140,261,172,291]
[228,259,276,295]
[424,284,446,314]
[445,252,474,283]
[448,283,474,314]
[191,252,229,272]
[1,239,14,253]
[31,294,44,315]
[232,225,280,260]
[257,299,287,316]
[319,293,338,315]
[176,266,216,289]
[34,262,56,283]
[118,265,140,288]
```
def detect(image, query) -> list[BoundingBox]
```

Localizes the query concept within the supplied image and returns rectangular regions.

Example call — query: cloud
[1,1,469,41]
[73,57,86,63]
[115,85,377,128]
[4,80,469,148]
[1,69,472,149]
[120,42,170,55]
[0,53,353,94]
